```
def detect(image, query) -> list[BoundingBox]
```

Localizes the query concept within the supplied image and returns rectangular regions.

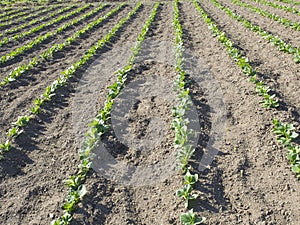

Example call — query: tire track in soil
[70,3,185,225]
[0,4,112,75]
[181,1,300,224]
[0,5,129,143]
[0,4,87,57]
[201,0,300,125]
[218,0,300,47]
[243,0,300,21]
[0,4,153,225]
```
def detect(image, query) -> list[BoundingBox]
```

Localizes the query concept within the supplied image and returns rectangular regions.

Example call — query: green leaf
[0,140,11,152]
[184,170,199,185]
[180,209,206,225]
[292,165,300,174]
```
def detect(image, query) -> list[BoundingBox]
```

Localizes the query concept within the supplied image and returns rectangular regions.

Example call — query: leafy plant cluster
[0,0,50,5]
[0,3,120,86]
[0,6,27,18]
[194,0,279,109]
[0,2,144,159]
[0,4,88,47]
[232,0,300,31]
[273,119,300,178]
[173,1,206,224]
[0,4,91,64]
[194,0,299,178]
[275,0,300,6]
[0,6,34,23]
[51,3,160,224]
[0,4,59,31]
[210,0,300,63]
[251,0,300,16]
[0,4,71,38]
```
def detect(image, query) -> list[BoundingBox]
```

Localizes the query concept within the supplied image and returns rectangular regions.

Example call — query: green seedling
[210,0,300,64]
[0,140,11,152]
[14,115,31,127]
[52,3,160,224]
[176,184,198,209]
[0,5,90,64]
[51,212,72,225]
[7,127,20,137]
[261,94,279,109]
[180,209,206,225]
[184,170,199,185]
[178,145,195,172]
[273,119,298,146]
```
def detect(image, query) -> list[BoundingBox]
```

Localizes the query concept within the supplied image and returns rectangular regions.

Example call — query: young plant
[0,4,65,38]
[184,170,199,185]
[0,140,12,152]
[51,3,160,224]
[177,144,195,172]
[232,0,300,32]
[7,127,20,137]
[209,0,300,63]
[180,209,206,225]
[261,94,279,109]
[0,4,117,86]
[14,115,31,127]
[0,4,91,63]
[176,184,199,209]
[273,119,298,146]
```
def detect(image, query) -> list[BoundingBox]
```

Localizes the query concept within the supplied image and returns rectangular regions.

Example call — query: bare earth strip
[202,0,300,120]
[0,1,299,225]
[0,5,130,144]
[180,1,300,224]
[244,0,300,20]
[0,4,153,225]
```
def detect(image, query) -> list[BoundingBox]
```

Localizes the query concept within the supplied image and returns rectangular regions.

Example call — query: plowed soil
[0,1,299,225]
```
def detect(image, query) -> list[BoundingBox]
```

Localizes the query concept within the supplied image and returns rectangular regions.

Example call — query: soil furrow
[8,5,60,26]
[0,4,88,57]
[0,4,112,76]
[0,6,53,32]
[0,4,153,225]
[0,5,131,143]
[271,0,300,10]
[0,4,65,39]
[0,7,38,24]
[0,1,299,225]
[0,9,21,19]
[218,0,300,47]
[180,1,300,224]
[70,2,184,224]
[244,0,300,21]
[0,4,75,32]
[201,0,300,124]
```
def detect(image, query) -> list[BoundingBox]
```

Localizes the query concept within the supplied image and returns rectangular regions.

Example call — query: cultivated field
[0,0,299,224]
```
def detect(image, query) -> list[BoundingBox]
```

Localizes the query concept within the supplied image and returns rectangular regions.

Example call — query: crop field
[0,0,300,224]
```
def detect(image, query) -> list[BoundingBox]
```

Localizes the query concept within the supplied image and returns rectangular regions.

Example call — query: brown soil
[218,0,300,47]
[243,0,300,22]
[0,4,86,57]
[0,5,65,36]
[201,0,300,122]
[0,1,299,225]
[0,4,66,38]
